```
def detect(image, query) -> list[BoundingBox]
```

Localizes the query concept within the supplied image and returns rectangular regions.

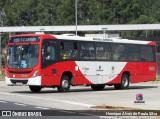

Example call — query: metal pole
[145,30,147,38]
[0,33,1,75]
[146,20,153,38]
[102,28,108,38]
[75,0,78,35]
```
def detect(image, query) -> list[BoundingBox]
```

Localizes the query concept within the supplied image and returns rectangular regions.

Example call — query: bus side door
[41,39,58,86]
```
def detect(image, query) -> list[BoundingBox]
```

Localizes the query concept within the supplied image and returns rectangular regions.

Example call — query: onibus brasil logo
[134,94,145,104]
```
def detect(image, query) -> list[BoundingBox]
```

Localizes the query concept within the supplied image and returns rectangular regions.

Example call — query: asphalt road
[0,80,160,118]
[0,95,99,119]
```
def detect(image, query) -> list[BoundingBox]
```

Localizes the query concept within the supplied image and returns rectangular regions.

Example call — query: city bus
[5,33,157,92]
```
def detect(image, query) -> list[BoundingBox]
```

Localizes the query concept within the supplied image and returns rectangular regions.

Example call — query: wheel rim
[62,80,69,89]
[122,77,128,87]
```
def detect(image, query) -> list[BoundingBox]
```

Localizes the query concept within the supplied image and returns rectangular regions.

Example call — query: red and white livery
[5,33,157,92]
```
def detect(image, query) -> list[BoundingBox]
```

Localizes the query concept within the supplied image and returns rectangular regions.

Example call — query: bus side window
[112,44,126,61]
[60,41,72,60]
[127,45,140,61]
[60,41,78,60]
[141,46,154,62]
[96,43,110,60]
[42,40,56,68]
[72,42,78,59]
[80,42,95,60]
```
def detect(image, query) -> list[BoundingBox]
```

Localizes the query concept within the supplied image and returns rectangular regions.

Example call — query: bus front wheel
[91,84,105,91]
[114,74,129,90]
[57,75,70,92]
[29,86,42,93]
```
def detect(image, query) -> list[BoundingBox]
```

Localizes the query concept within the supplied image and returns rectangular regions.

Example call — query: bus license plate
[16,82,22,85]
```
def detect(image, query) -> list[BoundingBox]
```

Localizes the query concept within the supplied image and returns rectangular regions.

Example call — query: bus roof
[52,34,155,45]
[10,33,156,45]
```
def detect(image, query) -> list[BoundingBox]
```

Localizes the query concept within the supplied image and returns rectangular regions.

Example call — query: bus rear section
[5,34,157,92]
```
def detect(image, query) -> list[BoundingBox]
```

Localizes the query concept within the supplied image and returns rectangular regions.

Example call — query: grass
[156,75,160,81]
[0,75,4,81]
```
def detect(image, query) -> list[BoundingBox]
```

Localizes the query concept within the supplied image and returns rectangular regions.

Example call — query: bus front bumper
[5,76,42,86]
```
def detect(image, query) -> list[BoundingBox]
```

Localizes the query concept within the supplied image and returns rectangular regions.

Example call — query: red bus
[5,33,157,92]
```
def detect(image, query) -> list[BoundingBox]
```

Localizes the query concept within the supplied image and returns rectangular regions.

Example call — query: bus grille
[10,79,28,84]
[9,69,32,74]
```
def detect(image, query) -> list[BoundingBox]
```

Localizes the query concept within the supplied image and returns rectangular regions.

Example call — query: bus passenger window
[60,41,78,60]
[71,42,78,59]
[96,43,110,60]
[127,45,140,61]
[80,42,95,60]
[141,46,154,62]
[60,41,72,60]
[112,44,126,61]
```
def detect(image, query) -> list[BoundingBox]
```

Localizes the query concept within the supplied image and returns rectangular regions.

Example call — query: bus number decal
[149,66,155,71]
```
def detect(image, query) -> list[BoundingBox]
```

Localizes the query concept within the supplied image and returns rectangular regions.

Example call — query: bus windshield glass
[7,44,39,68]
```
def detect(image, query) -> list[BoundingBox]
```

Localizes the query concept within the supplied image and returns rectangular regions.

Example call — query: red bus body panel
[5,34,157,87]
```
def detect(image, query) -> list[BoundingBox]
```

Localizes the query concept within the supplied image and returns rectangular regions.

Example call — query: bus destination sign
[10,36,40,43]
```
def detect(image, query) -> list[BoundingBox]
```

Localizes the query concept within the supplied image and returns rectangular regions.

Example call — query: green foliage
[56,0,75,25]
[3,0,62,26]
[2,0,160,26]
[0,0,160,40]
[0,74,4,80]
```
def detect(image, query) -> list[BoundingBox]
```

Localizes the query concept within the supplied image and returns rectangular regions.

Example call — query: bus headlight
[31,70,38,78]
[5,70,10,78]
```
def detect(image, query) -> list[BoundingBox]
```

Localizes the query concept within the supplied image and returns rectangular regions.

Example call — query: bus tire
[114,74,129,90]
[91,84,105,91]
[29,86,42,93]
[57,75,70,92]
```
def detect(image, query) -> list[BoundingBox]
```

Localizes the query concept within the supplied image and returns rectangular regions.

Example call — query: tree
[0,0,6,26]
[4,0,61,26]
[0,0,160,38]
[56,0,75,25]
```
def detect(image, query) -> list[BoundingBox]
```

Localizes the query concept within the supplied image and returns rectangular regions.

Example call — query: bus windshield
[7,44,39,68]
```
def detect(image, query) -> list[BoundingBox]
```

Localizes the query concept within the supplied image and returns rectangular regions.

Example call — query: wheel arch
[122,71,131,82]
[61,71,73,83]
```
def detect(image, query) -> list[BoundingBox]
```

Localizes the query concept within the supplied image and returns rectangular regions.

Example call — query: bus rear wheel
[114,74,129,90]
[91,84,105,91]
[29,86,42,93]
[57,75,70,92]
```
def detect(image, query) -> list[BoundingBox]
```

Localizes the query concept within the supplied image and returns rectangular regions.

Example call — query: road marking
[0,100,7,103]
[14,103,26,106]
[35,107,50,110]
[0,92,94,108]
